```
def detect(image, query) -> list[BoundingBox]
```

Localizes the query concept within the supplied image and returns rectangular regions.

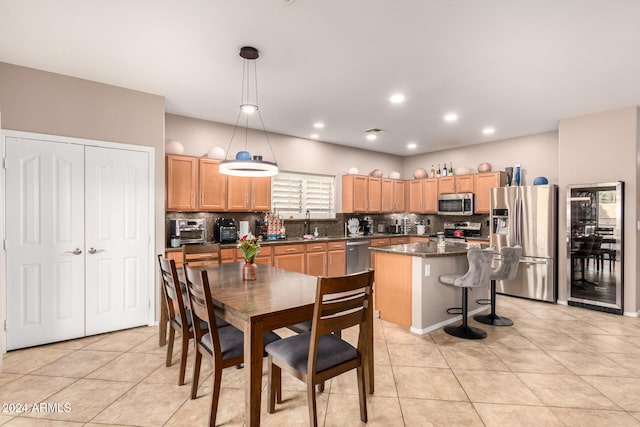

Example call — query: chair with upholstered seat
[184,264,281,427]
[182,243,222,267]
[439,248,494,339]
[265,270,374,427]
[474,245,522,326]
[158,255,207,386]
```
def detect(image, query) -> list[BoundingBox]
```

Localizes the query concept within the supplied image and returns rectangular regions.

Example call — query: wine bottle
[448,162,454,176]
[429,164,436,178]
[442,162,448,177]
[436,164,441,178]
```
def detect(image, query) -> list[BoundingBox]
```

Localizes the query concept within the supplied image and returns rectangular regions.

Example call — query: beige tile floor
[1,296,640,426]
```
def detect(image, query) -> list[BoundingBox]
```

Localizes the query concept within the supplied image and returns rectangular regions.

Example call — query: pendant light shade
[220,46,279,177]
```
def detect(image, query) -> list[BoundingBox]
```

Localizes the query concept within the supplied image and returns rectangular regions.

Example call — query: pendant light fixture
[219,46,279,177]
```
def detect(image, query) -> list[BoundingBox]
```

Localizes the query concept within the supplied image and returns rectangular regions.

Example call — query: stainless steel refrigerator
[490,185,558,302]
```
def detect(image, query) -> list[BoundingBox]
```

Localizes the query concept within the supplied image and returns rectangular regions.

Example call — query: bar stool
[439,247,494,339]
[474,245,522,327]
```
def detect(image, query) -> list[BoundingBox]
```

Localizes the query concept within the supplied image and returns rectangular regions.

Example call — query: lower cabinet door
[274,253,305,274]
[327,250,346,276]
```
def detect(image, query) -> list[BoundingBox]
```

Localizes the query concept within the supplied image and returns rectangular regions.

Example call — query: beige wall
[558,106,639,314]
[166,114,404,177]
[0,63,166,353]
[402,132,559,185]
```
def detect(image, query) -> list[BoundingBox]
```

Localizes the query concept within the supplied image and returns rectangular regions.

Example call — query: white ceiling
[2,0,640,156]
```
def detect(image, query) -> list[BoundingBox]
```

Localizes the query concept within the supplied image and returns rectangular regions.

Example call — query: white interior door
[5,137,85,350]
[84,146,149,335]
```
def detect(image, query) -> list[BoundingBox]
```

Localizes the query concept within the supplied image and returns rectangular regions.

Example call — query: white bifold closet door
[84,146,149,335]
[5,137,149,350]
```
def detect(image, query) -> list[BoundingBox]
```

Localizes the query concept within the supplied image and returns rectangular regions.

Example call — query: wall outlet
[424,264,430,276]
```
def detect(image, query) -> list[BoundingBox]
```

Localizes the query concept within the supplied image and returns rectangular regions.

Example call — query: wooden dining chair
[265,269,374,427]
[183,264,281,427]
[182,243,222,267]
[158,255,204,386]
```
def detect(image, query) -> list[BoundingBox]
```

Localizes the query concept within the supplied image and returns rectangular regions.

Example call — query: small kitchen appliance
[437,193,474,215]
[213,217,238,243]
[169,219,206,246]
[360,216,374,235]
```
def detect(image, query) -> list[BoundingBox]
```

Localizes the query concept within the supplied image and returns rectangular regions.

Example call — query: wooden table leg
[244,320,264,427]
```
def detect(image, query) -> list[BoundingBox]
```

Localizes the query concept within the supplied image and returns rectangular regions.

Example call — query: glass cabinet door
[567,182,624,314]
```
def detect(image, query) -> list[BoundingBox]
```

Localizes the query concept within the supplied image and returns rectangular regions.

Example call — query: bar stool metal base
[444,324,487,340]
[473,312,514,326]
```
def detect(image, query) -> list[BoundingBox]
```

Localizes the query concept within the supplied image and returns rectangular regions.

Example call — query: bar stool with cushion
[184,264,281,427]
[474,245,522,326]
[265,270,374,427]
[439,248,493,339]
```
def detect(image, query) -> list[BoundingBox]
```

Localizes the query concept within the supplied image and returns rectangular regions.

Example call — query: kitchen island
[371,241,490,334]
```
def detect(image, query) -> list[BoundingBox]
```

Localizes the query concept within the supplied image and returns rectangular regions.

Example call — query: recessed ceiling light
[366,134,377,141]
[310,133,319,139]
[313,122,325,129]
[407,143,417,149]
[482,127,495,135]
[389,94,405,104]
[444,113,458,122]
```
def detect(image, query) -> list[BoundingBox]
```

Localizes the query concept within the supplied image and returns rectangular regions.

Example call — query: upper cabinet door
[198,159,226,211]
[455,175,474,193]
[166,155,198,210]
[422,178,438,213]
[408,180,423,213]
[341,175,368,213]
[381,179,394,212]
[474,172,505,213]
[438,177,456,194]
[227,176,251,211]
[393,180,406,212]
[251,176,271,211]
[367,177,382,212]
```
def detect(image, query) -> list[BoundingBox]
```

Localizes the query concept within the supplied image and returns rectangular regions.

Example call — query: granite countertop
[369,241,485,258]
[165,233,427,252]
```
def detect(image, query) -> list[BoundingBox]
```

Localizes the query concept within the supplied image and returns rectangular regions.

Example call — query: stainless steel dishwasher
[346,239,371,274]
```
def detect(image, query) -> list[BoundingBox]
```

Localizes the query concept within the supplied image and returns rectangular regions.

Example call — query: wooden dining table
[169,262,375,427]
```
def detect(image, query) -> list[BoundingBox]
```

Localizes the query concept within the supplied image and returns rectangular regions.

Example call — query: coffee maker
[213,218,237,243]
[360,216,374,235]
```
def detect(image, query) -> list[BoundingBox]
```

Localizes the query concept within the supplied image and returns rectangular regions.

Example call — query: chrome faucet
[304,209,311,235]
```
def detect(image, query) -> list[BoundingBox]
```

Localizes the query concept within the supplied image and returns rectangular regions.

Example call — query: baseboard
[410,306,488,335]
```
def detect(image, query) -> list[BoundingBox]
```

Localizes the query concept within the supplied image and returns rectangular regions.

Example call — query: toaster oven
[169,219,206,246]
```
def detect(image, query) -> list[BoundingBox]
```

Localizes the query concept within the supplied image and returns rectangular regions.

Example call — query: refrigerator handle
[515,196,522,246]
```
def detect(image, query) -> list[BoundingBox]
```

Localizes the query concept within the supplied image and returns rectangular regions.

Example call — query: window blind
[271,171,335,219]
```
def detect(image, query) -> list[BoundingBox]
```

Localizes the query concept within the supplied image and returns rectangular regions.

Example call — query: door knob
[88,247,105,254]
[64,248,82,255]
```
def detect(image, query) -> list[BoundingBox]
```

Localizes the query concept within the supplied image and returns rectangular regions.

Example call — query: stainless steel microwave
[437,193,474,216]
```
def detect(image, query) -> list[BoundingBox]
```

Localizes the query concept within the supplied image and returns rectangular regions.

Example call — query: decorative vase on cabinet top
[477,162,492,172]
[413,168,427,179]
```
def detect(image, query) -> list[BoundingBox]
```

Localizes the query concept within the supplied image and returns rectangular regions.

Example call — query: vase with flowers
[238,232,261,280]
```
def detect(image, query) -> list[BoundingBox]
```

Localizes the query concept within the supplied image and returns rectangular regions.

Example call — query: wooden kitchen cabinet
[382,179,406,212]
[438,177,456,194]
[474,171,505,213]
[235,246,273,266]
[327,241,346,276]
[166,155,198,210]
[273,243,305,273]
[226,175,271,211]
[369,238,391,270]
[455,175,474,193]
[342,174,384,213]
[166,155,227,212]
[438,175,473,195]
[305,242,328,276]
[199,158,226,211]
[408,178,437,213]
